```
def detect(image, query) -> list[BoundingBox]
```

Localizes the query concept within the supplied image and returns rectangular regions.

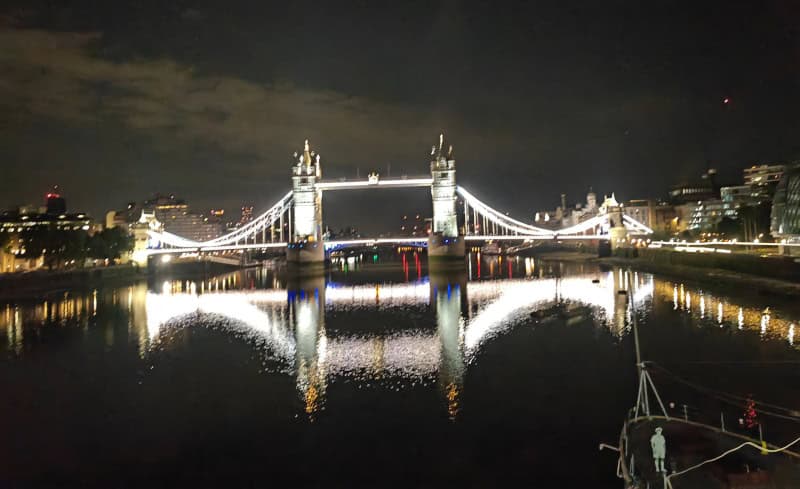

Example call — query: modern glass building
[770,164,800,240]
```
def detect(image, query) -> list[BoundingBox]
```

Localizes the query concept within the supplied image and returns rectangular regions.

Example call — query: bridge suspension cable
[151,191,293,248]
[147,184,654,251]
[456,186,553,236]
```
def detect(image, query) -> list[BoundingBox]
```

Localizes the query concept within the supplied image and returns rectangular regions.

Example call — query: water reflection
[3,261,800,421]
[653,280,796,340]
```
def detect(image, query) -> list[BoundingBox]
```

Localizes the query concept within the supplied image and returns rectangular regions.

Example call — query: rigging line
[648,363,800,420]
[667,434,800,485]
[649,363,798,413]
[663,360,800,365]
[662,383,800,423]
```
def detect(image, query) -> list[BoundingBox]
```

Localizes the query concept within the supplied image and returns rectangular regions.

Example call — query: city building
[107,194,224,247]
[0,189,93,272]
[685,199,735,232]
[0,209,92,234]
[45,186,67,215]
[105,202,141,229]
[624,200,679,235]
[0,245,13,273]
[707,164,788,221]
[668,168,720,204]
[239,206,253,226]
[143,194,223,242]
[770,164,800,244]
[719,185,758,213]
[672,203,695,233]
[400,213,429,237]
[744,164,785,201]
[536,189,600,230]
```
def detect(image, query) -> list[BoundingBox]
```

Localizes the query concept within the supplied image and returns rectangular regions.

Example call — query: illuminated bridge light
[145,179,653,254]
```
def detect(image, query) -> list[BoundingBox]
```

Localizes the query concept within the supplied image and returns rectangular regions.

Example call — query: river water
[2,254,800,488]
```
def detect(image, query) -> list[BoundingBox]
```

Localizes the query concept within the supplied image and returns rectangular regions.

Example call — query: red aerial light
[723,98,730,104]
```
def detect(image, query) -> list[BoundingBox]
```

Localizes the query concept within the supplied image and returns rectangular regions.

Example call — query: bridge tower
[428,134,465,265]
[603,193,629,252]
[287,140,325,267]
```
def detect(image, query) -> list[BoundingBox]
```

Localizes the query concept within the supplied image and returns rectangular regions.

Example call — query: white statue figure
[650,427,666,473]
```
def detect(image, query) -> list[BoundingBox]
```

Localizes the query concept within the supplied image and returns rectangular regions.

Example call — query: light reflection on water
[3,257,799,421]
[142,271,638,419]
[656,280,795,341]
[5,256,800,488]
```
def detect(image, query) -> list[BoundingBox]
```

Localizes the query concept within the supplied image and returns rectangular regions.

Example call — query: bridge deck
[623,416,800,488]
[316,177,432,190]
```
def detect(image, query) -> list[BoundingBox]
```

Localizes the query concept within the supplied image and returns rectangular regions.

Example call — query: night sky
[1,1,799,233]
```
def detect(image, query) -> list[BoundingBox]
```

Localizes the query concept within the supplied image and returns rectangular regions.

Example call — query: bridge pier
[428,134,466,268]
[428,235,466,266]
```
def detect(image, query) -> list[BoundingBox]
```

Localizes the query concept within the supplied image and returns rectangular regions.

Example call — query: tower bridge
[145,135,653,265]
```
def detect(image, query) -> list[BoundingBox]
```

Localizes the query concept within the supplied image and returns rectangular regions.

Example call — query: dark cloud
[1,1,799,233]
[0,26,460,219]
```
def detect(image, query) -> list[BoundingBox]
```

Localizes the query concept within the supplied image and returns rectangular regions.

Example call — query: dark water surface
[3,254,800,488]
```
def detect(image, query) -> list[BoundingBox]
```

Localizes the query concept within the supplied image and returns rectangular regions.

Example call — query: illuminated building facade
[105,202,140,230]
[770,164,800,244]
[716,164,787,217]
[669,168,719,204]
[685,199,736,231]
[0,190,93,272]
[538,190,600,230]
[142,194,223,243]
[624,199,678,235]
[720,185,758,211]
[669,181,716,204]
[239,206,253,226]
[744,163,785,200]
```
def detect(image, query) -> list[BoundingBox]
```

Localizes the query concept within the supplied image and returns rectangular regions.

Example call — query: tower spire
[303,139,312,168]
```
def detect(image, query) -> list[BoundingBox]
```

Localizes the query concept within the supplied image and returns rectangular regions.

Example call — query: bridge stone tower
[603,193,629,252]
[428,134,465,264]
[287,140,325,267]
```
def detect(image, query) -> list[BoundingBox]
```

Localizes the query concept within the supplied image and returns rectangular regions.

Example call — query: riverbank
[0,265,147,300]
[534,250,800,298]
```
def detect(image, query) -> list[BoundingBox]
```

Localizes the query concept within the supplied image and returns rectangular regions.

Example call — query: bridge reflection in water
[3,263,800,420]
[141,268,652,418]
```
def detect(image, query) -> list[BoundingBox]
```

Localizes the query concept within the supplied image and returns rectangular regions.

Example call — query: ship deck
[621,416,800,488]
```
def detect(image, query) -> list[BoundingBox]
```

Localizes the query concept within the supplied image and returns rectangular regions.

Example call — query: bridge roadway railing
[146,234,624,255]
[147,183,654,251]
